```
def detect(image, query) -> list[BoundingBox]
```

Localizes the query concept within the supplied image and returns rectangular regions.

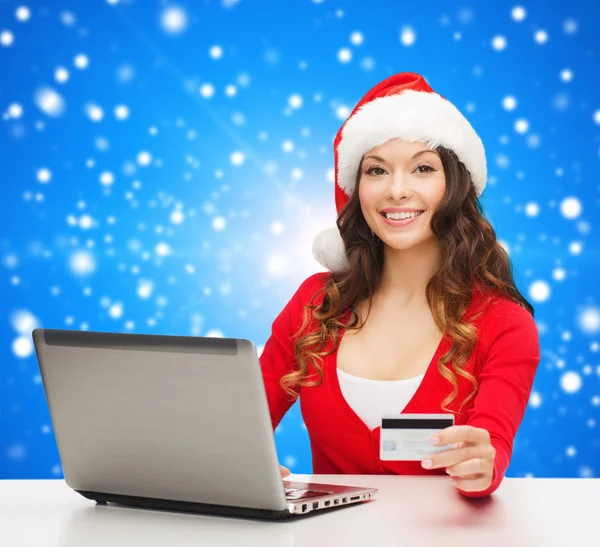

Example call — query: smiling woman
[359,141,446,247]
[259,72,540,499]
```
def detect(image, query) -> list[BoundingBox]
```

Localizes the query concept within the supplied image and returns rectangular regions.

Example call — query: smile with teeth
[381,210,424,220]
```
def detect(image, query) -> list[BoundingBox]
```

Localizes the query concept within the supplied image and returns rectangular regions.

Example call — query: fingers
[452,474,493,492]
[445,456,495,493]
[446,457,493,478]
[422,446,480,470]
[280,464,291,478]
[423,443,495,470]
[431,425,491,447]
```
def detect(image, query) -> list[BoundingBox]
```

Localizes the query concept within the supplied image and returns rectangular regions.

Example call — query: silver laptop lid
[32,329,288,511]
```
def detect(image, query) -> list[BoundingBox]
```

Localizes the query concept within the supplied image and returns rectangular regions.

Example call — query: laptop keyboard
[284,488,331,500]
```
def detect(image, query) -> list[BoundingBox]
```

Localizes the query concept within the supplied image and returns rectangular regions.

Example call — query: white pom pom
[312,226,350,272]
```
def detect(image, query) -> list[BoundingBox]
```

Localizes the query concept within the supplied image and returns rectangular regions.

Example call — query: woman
[259,72,540,499]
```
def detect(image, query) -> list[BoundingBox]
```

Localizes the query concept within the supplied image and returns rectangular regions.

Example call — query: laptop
[31,328,378,519]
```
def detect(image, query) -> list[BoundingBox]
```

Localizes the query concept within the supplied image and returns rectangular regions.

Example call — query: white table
[1,475,598,546]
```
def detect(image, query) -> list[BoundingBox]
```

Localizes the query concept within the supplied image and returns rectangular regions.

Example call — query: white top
[337,368,425,430]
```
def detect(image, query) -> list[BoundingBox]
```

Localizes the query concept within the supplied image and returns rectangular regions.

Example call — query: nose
[386,171,413,200]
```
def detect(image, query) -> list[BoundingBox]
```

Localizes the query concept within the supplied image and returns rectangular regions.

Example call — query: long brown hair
[281,145,534,414]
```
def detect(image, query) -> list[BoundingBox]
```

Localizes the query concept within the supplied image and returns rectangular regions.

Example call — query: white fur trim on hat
[336,89,487,197]
[312,227,350,272]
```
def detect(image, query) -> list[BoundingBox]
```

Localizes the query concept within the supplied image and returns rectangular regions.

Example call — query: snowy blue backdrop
[1,0,599,479]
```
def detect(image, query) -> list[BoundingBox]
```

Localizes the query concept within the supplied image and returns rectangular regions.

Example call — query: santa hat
[312,72,487,272]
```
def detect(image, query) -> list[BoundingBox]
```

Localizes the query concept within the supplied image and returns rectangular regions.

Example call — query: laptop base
[77,490,313,521]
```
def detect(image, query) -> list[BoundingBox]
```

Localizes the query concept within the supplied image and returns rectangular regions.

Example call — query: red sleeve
[259,273,328,431]
[457,298,540,499]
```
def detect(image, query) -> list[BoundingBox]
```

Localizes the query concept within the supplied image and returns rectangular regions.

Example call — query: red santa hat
[312,71,487,272]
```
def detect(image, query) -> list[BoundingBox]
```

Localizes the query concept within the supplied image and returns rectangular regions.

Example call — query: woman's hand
[421,425,496,493]
[280,464,291,478]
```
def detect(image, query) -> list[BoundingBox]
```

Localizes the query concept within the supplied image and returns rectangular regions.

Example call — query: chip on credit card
[380,413,455,461]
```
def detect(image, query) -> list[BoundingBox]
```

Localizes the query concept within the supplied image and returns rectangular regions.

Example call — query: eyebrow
[363,149,439,163]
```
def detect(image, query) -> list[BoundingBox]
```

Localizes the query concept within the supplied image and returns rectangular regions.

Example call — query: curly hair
[281,145,534,414]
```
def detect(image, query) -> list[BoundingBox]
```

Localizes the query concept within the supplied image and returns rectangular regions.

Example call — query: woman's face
[358,139,447,251]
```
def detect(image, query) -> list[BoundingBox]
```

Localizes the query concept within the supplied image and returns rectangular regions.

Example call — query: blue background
[1,0,599,479]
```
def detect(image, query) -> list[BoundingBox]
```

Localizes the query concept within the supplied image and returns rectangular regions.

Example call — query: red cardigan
[259,272,540,498]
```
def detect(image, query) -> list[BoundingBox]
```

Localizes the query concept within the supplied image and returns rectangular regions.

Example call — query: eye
[365,166,386,176]
[415,164,436,174]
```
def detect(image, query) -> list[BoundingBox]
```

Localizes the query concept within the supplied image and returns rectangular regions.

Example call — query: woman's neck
[378,238,442,307]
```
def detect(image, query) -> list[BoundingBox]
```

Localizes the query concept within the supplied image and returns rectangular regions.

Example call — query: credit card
[380,413,455,461]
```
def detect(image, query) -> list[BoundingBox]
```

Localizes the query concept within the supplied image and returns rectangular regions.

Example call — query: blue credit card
[380,413,455,461]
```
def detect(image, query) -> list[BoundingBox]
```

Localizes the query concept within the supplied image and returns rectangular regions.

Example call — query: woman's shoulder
[292,271,332,304]
[471,285,534,323]
[277,271,331,311]
[470,285,538,347]
[277,271,332,325]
